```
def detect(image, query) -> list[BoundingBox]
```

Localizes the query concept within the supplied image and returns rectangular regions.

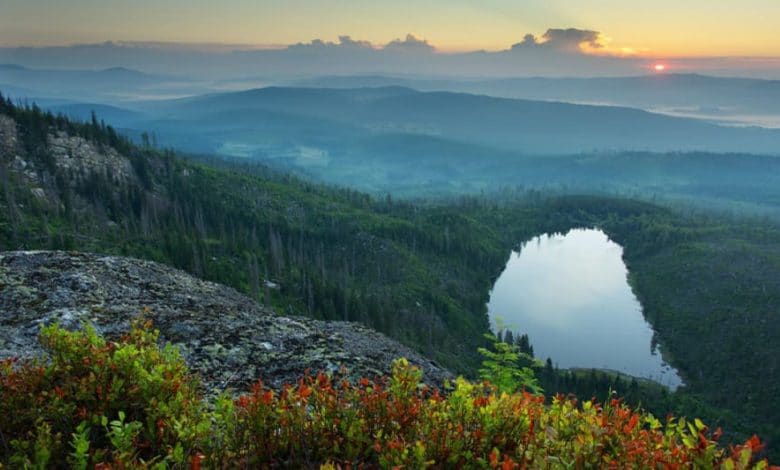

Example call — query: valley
[1,98,780,458]
[22,83,780,216]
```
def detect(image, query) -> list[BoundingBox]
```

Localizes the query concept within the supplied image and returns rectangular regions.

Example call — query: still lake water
[487,228,682,388]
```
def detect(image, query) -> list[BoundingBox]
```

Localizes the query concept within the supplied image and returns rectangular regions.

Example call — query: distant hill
[15,85,780,211]
[0,63,198,103]
[0,63,164,89]
[290,74,780,126]
[143,85,780,155]
[111,86,780,207]
[45,103,144,126]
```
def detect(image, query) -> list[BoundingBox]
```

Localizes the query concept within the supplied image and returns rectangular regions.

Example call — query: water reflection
[487,228,682,388]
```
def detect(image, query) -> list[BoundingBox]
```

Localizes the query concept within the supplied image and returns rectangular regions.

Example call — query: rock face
[1,116,138,208]
[0,251,452,392]
[47,131,138,186]
[0,115,18,156]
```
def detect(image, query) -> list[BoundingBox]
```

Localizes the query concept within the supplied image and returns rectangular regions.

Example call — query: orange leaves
[502,455,517,470]
[623,414,640,434]
[298,382,313,400]
[190,453,205,470]
[236,395,249,408]
[489,448,500,468]
[238,380,275,409]
[747,434,764,453]
[216,358,770,468]
[156,418,167,436]
[473,396,489,408]
[489,450,517,470]
[2,325,777,468]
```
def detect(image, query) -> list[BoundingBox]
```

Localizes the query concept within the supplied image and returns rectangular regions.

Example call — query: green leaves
[2,319,206,466]
[478,332,543,395]
[1,322,774,468]
[68,421,90,470]
[105,411,143,463]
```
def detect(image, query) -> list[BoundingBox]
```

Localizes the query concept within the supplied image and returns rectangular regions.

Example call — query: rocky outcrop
[47,131,137,186]
[0,115,18,156]
[1,116,138,208]
[0,251,452,393]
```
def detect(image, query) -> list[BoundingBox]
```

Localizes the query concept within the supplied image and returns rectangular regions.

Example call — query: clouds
[383,34,435,54]
[0,31,641,78]
[289,35,374,51]
[3,27,779,79]
[287,33,434,54]
[511,28,604,53]
[337,36,373,49]
[291,29,600,55]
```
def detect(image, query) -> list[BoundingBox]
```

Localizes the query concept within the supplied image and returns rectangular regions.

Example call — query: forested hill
[0,94,524,373]
[2,94,780,458]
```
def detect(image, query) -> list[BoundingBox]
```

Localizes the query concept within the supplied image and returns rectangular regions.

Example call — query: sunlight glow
[654,64,666,72]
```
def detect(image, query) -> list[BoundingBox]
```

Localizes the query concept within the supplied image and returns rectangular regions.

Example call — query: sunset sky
[2,0,779,57]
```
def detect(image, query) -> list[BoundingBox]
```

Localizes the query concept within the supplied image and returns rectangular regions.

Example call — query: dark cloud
[512,28,603,53]
[383,34,435,54]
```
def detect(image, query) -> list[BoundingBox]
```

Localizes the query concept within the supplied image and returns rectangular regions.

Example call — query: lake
[487,228,682,388]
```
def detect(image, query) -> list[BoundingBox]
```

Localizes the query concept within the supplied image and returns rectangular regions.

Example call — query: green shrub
[1,321,776,468]
[1,319,208,467]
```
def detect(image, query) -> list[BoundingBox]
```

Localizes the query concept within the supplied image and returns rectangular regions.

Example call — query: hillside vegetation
[2,322,775,468]
[2,94,780,458]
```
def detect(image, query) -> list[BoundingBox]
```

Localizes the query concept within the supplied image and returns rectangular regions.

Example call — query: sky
[2,0,780,57]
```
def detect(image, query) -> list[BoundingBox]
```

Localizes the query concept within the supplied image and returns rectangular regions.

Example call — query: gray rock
[47,132,137,186]
[0,251,453,394]
[0,115,18,156]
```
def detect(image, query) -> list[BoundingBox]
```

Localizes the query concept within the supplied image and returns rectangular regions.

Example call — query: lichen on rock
[0,251,452,393]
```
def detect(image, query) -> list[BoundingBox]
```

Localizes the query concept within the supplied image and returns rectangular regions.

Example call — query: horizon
[2,0,780,57]
[3,34,780,80]
[8,36,780,61]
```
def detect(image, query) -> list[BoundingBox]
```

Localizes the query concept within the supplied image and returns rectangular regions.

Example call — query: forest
[1,95,779,458]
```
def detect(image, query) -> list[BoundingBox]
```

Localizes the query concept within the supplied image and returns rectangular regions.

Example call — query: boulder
[0,251,452,393]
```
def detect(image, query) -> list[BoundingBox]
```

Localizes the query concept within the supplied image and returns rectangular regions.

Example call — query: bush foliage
[1,322,776,469]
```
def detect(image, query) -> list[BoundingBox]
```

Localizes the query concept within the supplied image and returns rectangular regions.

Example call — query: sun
[654,64,666,72]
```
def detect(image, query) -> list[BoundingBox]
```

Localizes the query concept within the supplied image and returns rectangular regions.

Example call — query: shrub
[1,321,776,468]
[0,319,208,467]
